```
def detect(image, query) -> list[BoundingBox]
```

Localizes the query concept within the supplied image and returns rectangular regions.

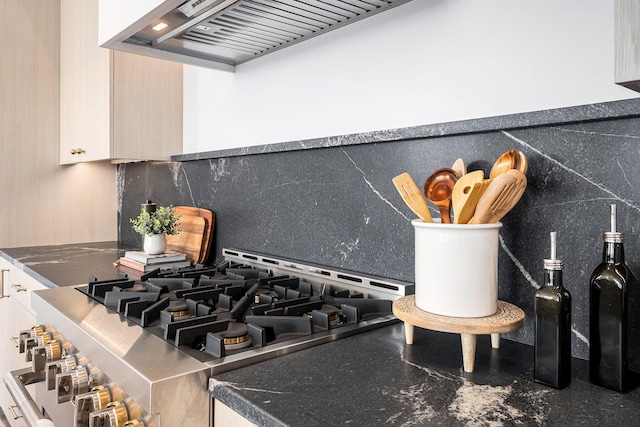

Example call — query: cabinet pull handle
[8,405,23,420]
[0,268,8,298]
[11,283,26,292]
[10,336,19,347]
[70,148,85,155]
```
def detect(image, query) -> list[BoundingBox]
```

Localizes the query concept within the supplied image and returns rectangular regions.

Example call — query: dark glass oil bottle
[589,204,636,392]
[534,231,571,389]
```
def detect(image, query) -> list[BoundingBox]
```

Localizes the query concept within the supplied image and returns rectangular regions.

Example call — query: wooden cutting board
[166,215,206,264]
[174,206,215,264]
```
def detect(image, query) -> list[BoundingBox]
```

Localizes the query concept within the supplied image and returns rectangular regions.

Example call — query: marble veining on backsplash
[117,99,640,360]
[502,130,640,212]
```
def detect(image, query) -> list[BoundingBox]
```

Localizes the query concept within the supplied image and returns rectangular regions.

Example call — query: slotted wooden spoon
[491,169,527,222]
[468,170,527,224]
[392,173,434,223]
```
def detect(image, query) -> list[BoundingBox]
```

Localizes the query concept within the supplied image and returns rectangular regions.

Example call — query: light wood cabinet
[1,0,117,249]
[214,400,257,427]
[615,0,640,91]
[60,0,183,164]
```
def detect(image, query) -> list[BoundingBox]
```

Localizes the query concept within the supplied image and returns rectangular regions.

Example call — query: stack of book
[117,250,191,272]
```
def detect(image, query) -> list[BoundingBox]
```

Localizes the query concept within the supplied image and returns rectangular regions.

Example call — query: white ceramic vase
[144,233,166,255]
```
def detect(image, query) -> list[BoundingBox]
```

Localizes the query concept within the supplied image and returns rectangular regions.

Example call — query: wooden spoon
[392,173,434,223]
[451,170,485,224]
[451,158,466,178]
[517,151,528,175]
[489,150,518,179]
[468,170,527,224]
[424,168,458,224]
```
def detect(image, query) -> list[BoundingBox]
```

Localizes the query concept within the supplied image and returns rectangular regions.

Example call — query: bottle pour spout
[544,231,563,270]
[611,204,616,233]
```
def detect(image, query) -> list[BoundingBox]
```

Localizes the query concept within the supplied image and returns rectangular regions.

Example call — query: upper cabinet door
[615,0,640,92]
[60,0,111,164]
[60,0,183,165]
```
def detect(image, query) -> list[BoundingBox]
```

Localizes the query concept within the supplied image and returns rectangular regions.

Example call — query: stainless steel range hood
[101,0,413,72]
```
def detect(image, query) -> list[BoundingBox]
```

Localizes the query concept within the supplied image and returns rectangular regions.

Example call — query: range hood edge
[99,0,413,72]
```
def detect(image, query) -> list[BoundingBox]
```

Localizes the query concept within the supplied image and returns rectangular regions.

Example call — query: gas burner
[216,323,252,350]
[254,290,278,304]
[327,310,345,327]
[165,300,190,320]
[304,307,344,327]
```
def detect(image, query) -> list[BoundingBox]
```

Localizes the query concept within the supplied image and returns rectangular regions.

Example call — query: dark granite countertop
[0,241,137,288]
[3,243,639,426]
[210,323,640,426]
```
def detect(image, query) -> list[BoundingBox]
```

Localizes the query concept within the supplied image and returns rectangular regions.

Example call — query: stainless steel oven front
[4,287,211,427]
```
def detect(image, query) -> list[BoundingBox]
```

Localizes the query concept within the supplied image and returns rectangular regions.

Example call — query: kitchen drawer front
[3,307,40,427]
[0,259,36,427]
[8,269,46,316]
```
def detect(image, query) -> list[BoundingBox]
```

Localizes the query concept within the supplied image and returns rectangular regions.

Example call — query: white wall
[98,0,165,44]
[183,0,639,153]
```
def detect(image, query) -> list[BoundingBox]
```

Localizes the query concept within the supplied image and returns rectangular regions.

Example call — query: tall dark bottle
[534,231,571,389]
[589,204,636,392]
[141,200,156,215]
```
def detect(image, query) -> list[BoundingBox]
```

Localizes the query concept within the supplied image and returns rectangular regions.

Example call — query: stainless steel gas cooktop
[6,248,413,426]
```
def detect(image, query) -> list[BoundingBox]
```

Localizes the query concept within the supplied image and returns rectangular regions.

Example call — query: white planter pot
[144,233,166,255]
[413,219,502,317]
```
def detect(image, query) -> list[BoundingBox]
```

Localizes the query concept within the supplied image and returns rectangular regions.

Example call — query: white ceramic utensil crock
[412,219,502,317]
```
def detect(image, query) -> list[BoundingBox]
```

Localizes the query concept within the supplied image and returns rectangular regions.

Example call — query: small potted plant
[130,205,181,254]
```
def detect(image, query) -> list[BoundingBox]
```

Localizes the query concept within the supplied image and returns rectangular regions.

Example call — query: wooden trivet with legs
[392,296,525,373]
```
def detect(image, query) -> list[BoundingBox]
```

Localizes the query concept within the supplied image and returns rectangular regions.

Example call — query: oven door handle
[2,368,52,427]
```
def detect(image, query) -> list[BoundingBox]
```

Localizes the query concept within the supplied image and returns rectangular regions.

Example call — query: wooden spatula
[451,170,485,224]
[451,158,467,178]
[392,173,434,223]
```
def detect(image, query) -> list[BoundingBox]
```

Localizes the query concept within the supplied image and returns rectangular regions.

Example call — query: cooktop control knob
[56,364,103,404]
[24,331,60,362]
[32,339,65,372]
[18,324,47,353]
[74,384,127,427]
[46,353,88,390]
[88,400,132,427]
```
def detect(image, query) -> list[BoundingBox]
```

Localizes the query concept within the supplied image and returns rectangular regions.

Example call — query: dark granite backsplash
[117,99,640,360]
